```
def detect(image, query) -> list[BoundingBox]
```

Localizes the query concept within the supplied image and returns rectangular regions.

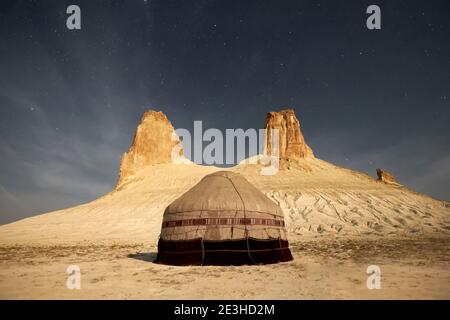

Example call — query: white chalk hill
[0,109,448,245]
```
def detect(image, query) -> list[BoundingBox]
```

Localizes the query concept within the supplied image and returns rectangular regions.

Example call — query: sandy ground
[1,237,448,299]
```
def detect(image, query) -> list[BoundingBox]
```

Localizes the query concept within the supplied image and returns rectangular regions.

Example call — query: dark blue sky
[0,0,449,224]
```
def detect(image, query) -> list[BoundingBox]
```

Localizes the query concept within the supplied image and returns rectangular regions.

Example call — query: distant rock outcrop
[376,168,398,184]
[264,108,313,159]
[116,110,183,188]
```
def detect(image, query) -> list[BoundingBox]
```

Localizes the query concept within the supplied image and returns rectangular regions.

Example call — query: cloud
[407,155,450,201]
[0,183,30,222]
[0,87,130,224]
[313,131,450,201]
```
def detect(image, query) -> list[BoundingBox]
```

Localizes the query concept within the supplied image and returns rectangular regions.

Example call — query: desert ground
[0,237,449,299]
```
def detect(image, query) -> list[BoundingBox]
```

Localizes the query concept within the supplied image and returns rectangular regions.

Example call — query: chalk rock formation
[376,168,398,184]
[264,108,313,159]
[116,110,183,188]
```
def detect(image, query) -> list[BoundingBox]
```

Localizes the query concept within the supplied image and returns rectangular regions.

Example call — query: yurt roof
[165,171,283,217]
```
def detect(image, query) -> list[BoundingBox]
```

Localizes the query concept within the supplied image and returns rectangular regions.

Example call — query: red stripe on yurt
[162,218,285,228]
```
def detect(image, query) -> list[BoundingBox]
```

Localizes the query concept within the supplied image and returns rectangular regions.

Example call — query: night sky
[0,0,449,224]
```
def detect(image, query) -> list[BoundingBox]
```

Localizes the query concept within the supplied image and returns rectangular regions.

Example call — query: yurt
[155,171,293,265]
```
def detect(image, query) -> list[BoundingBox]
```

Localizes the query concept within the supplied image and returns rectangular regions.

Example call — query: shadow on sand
[127,252,158,263]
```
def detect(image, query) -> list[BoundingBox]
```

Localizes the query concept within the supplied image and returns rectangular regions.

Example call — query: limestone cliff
[376,168,398,184]
[116,110,183,188]
[264,108,314,159]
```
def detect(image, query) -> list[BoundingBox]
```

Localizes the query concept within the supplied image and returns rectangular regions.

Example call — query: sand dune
[237,158,450,240]
[0,157,448,246]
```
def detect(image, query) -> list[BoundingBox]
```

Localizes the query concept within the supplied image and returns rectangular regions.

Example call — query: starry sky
[0,0,449,224]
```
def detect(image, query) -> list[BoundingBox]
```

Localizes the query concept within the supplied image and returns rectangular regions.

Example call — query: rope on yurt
[200,237,205,266]
[226,175,257,265]
[278,237,283,261]
[199,208,205,265]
